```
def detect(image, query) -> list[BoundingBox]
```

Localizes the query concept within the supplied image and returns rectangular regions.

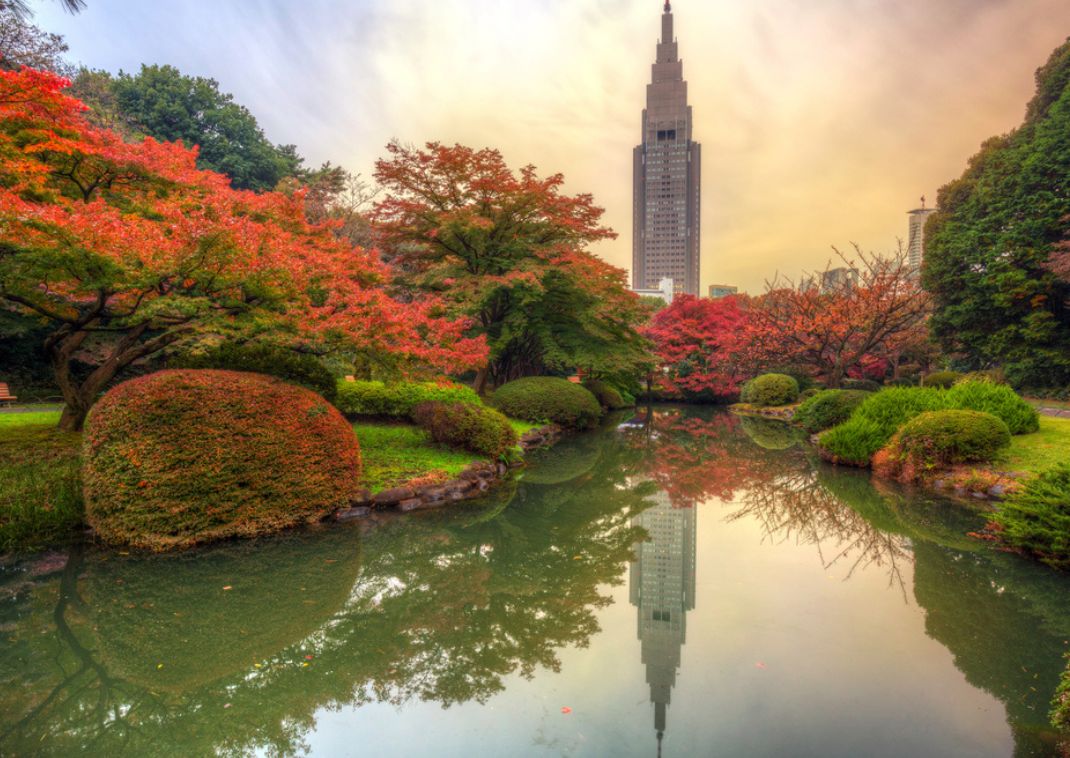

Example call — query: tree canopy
[372,141,652,391]
[924,37,1070,387]
[0,67,485,429]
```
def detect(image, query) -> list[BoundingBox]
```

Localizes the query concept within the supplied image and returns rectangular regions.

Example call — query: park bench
[0,382,16,405]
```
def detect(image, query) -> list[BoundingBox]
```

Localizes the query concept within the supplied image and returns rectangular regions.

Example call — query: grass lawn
[353,422,485,494]
[997,415,1070,476]
[507,418,539,436]
[0,409,83,554]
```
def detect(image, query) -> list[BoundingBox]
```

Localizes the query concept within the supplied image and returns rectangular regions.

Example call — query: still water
[3,406,1070,757]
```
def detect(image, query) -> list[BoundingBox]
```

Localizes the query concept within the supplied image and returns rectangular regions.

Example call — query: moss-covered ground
[998,415,1070,476]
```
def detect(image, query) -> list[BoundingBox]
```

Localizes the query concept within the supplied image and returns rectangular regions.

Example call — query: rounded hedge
[83,370,362,550]
[174,343,338,403]
[842,378,882,392]
[491,377,603,430]
[793,389,870,434]
[740,373,800,407]
[922,370,963,389]
[335,379,480,418]
[888,409,1011,467]
[411,400,518,457]
[583,379,631,410]
[945,380,1039,435]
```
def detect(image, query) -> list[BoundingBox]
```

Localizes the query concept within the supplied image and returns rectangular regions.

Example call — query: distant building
[630,490,696,752]
[707,284,738,299]
[820,267,859,294]
[632,276,675,304]
[907,197,937,271]
[632,1,701,298]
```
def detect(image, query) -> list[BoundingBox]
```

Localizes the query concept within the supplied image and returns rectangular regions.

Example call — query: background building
[707,284,738,299]
[820,266,859,293]
[629,490,697,752]
[632,276,675,305]
[633,1,701,298]
[907,198,937,271]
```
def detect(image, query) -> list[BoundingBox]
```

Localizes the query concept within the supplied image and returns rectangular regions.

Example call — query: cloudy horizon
[35,0,1070,293]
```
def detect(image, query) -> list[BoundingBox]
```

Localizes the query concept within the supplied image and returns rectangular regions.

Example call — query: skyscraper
[633,1,701,298]
[629,490,697,751]
[907,197,937,271]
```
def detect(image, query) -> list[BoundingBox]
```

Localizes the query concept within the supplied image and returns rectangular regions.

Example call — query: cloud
[36,0,1070,292]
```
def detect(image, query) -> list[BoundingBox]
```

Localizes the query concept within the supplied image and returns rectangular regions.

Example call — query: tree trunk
[473,367,489,396]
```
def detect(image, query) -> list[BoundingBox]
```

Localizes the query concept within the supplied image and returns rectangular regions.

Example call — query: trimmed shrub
[994,465,1070,570]
[888,377,917,387]
[922,370,963,389]
[174,343,338,403]
[491,377,603,430]
[335,380,480,418]
[842,378,881,392]
[83,370,362,551]
[740,373,800,407]
[817,416,890,466]
[817,387,947,465]
[957,368,1008,385]
[885,410,1011,469]
[798,387,821,401]
[411,401,518,457]
[583,379,631,410]
[793,389,870,434]
[945,380,1039,434]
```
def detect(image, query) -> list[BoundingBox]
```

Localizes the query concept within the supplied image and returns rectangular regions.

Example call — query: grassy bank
[353,422,486,493]
[999,415,1070,476]
[0,409,83,553]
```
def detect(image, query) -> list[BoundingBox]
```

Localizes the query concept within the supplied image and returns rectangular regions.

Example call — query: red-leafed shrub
[83,370,362,551]
[411,400,518,457]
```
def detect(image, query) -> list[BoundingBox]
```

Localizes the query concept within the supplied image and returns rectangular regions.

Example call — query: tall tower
[633,1,702,297]
[629,490,697,751]
[907,196,936,272]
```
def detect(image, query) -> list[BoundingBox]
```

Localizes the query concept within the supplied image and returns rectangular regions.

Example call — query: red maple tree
[0,67,486,430]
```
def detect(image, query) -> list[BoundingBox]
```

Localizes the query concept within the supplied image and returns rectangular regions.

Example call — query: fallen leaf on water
[302,662,310,668]
[305,655,314,660]
[755,662,767,669]
[222,586,232,591]
[156,663,164,670]
[223,703,231,709]
[561,707,572,714]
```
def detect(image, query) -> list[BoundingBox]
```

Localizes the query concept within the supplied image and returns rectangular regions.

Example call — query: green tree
[74,64,302,191]
[924,38,1070,387]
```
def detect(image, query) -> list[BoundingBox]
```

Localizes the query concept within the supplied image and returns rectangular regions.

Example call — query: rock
[443,480,471,495]
[335,506,371,522]
[417,485,448,502]
[971,491,988,500]
[988,484,1006,498]
[373,486,415,505]
[396,498,429,513]
[350,488,372,506]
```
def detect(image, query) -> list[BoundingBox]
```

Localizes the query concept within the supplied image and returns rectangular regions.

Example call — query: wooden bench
[0,382,16,405]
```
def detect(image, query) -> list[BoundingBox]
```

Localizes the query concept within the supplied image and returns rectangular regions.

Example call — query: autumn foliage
[82,370,362,551]
[0,67,486,430]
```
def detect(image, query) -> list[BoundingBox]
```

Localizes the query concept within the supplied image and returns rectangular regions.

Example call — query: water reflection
[629,492,696,751]
[2,407,1070,756]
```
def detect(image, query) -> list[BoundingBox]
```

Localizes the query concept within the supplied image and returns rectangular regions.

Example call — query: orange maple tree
[0,67,486,430]
[743,247,930,387]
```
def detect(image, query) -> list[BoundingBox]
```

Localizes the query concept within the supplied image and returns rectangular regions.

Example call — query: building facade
[633,276,675,305]
[907,200,937,271]
[707,284,738,299]
[633,1,701,298]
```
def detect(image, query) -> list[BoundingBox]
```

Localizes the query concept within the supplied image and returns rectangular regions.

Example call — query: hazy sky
[36,0,1070,293]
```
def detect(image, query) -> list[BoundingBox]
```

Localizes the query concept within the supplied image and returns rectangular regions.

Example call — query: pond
[3,406,1070,757]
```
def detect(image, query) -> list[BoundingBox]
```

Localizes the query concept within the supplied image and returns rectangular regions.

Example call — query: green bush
[995,465,1070,570]
[842,378,881,392]
[887,410,1011,467]
[817,416,890,466]
[335,380,480,418]
[945,381,1039,434]
[411,401,518,457]
[798,388,821,401]
[740,373,800,407]
[491,377,603,430]
[957,368,1008,385]
[922,370,963,389]
[1053,655,1070,731]
[817,387,947,464]
[83,370,362,551]
[793,389,870,434]
[174,343,338,403]
[888,377,917,387]
[583,379,632,410]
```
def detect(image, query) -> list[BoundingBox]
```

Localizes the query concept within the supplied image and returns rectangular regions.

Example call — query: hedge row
[335,380,480,418]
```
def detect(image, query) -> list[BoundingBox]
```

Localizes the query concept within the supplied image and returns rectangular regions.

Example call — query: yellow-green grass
[997,416,1070,476]
[0,413,83,554]
[507,418,539,436]
[353,422,485,493]
[0,406,62,427]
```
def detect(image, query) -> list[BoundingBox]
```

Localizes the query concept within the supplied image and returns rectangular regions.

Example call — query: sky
[35,0,1070,293]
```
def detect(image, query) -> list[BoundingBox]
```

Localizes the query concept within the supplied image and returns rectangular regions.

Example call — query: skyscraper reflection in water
[629,490,697,755]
